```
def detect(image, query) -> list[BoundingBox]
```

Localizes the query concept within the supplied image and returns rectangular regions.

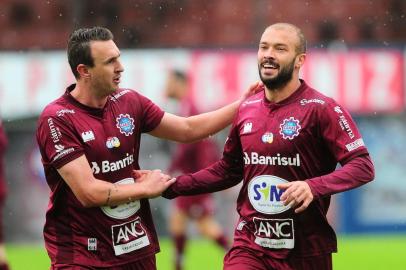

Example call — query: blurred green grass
[6,235,406,270]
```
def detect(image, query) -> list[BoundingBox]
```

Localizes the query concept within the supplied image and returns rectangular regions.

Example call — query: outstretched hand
[277,181,314,213]
[240,81,264,101]
[132,169,176,198]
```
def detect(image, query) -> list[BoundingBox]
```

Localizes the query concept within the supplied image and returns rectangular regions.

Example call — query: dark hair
[171,70,188,82]
[67,26,114,79]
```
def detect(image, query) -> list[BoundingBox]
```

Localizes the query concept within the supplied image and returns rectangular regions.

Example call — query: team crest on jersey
[116,114,134,136]
[261,132,273,144]
[279,117,301,140]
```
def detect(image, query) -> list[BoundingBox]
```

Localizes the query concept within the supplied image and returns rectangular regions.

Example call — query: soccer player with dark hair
[36,26,260,269]
[165,70,229,270]
[163,23,375,270]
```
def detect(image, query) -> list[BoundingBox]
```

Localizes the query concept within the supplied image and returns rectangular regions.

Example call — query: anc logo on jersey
[279,117,301,140]
[116,114,135,136]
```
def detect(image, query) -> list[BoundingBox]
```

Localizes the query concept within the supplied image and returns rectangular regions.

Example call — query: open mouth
[113,77,121,84]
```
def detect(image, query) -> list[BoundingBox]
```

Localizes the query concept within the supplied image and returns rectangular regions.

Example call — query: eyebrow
[103,53,120,64]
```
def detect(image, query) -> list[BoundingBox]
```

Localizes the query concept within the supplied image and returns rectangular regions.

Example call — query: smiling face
[88,40,124,96]
[257,24,305,90]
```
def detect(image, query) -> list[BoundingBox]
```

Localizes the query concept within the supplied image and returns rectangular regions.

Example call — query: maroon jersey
[168,97,220,217]
[166,80,371,258]
[36,85,164,267]
[0,119,7,199]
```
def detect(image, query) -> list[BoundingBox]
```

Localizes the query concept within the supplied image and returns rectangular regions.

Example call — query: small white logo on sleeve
[82,131,95,142]
[346,138,365,151]
[88,238,97,251]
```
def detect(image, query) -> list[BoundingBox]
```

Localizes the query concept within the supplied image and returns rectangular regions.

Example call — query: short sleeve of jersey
[36,114,84,169]
[319,101,368,163]
[136,93,165,133]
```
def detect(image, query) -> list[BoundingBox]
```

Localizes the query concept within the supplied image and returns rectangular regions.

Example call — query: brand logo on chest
[279,117,301,140]
[116,114,135,136]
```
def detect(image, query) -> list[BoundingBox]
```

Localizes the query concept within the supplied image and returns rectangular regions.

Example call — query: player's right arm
[57,155,175,207]
[163,117,244,199]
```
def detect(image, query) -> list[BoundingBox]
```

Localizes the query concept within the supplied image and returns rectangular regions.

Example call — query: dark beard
[258,58,295,90]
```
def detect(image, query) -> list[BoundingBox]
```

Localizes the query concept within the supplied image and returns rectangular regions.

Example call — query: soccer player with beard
[163,23,375,270]
[36,27,260,269]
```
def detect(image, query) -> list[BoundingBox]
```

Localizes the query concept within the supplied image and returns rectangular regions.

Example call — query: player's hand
[277,181,314,213]
[136,170,176,198]
[132,169,151,180]
[240,81,264,101]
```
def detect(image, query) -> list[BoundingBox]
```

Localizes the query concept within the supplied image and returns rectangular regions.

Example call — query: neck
[264,78,301,103]
[71,81,108,109]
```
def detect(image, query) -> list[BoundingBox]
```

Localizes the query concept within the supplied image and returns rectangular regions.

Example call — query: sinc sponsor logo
[101,178,141,219]
[300,98,325,106]
[346,138,365,151]
[56,109,75,117]
[116,114,135,136]
[244,152,300,167]
[279,117,301,140]
[253,217,294,249]
[47,118,61,143]
[248,175,291,214]
[261,132,273,144]
[111,217,150,256]
[106,137,121,149]
[91,153,134,174]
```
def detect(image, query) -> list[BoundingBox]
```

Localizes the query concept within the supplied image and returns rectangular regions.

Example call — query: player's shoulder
[300,84,338,110]
[39,95,72,120]
[110,88,149,105]
[240,91,264,110]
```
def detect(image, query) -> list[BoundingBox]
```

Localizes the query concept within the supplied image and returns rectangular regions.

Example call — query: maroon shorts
[223,247,332,270]
[175,194,214,219]
[51,255,156,270]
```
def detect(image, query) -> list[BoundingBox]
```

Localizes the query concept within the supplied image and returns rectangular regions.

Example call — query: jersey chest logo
[279,117,301,140]
[116,114,135,136]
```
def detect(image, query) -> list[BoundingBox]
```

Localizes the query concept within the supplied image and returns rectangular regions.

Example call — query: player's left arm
[278,101,375,213]
[278,154,374,213]
[149,82,262,143]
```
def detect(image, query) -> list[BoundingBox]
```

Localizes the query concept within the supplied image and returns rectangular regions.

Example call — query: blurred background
[0,0,405,269]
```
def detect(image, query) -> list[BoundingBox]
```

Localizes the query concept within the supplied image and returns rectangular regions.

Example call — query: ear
[295,53,306,69]
[77,64,91,79]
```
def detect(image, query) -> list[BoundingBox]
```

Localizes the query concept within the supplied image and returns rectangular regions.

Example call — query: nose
[116,60,124,73]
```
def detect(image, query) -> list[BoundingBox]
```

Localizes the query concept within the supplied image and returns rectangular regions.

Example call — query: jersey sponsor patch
[106,137,121,149]
[248,175,291,214]
[279,117,301,140]
[111,217,150,256]
[243,152,300,167]
[253,217,294,249]
[116,114,135,136]
[91,153,134,174]
[346,138,365,151]
[261,132,273,144]
[101,178,140,219]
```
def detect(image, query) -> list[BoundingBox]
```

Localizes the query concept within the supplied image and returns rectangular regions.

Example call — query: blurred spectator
[0,118,9,270]
[165,70,229,270]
